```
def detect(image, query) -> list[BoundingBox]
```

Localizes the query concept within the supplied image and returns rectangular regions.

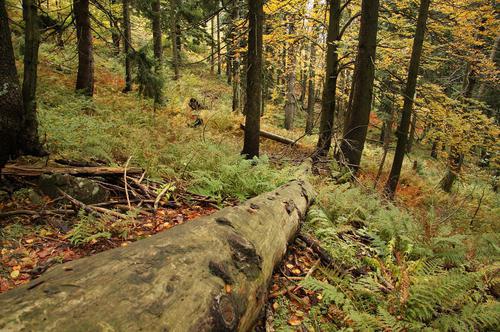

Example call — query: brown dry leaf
[272,302,279,311]
[291,268,302,275]
[286,263,294,269]
[225,284,232,294]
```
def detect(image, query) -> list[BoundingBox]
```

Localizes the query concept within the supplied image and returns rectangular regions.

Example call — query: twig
[470,188,486,227]
[154,186,172,211]
[58,189,128,219]
[123,156,133,210]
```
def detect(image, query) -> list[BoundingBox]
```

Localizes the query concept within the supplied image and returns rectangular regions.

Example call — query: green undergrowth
[277,182,500,331]
[33,41,292,203]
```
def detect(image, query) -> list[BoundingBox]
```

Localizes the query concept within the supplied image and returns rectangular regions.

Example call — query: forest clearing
[0,0,499,331]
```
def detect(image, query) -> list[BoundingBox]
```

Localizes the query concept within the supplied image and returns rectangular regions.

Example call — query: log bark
[0,179,315,332]
[240,124,299,146]
[1,164,143,177]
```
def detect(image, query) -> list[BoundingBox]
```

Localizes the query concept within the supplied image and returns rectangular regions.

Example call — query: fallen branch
[58,189,128,220]
[297,233,334,266]
[2,164,143,177]
[240,124,300,146]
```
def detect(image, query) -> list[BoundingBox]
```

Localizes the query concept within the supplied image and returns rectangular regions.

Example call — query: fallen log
[0,179,315,331]
[240,124,299,146]
[1,164,143,177]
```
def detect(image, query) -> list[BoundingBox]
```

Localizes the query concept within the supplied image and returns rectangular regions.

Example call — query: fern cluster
[296,184,500,331]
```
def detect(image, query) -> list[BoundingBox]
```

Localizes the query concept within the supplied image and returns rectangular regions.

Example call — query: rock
[38,174,109,204]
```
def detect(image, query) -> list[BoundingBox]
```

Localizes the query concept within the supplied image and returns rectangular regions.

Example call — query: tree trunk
[305,38,317,135]
[241,0,263,159]
[110,0,120,55]
[171,0,180,80]
[231,1,240,112]
[384,0,430,198]
[284,23,297,131]
[21,0,45,156]
[152,0,162,64]
[0,179,315,332]
[122,0,132,92]
[339,0,379,171]
[211,16,215,75]
[406,111,417,153]
[374,96,394,187]
[314,0,341,158]
[217,5,221,77]
[74,0,94,96]
[0,0,23,167]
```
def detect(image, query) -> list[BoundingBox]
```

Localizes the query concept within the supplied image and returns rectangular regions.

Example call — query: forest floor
[1,41,499,330]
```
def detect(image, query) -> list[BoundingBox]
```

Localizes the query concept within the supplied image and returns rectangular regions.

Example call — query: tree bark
[0,179,315,332]
[241,0,263,159]
[231,2,240,112]
[314,0,341,158]
[384,0,430,198]
[339,0,380,171]
[122,0,132,92]
[152,0,162,64]
[305,38,317,135]
[217,3,222,77]
[74,0,94,96]
[110,0,120,55]
[284,23,297,131]
[21,0,45,156]
[406,111,417,153]
[171,0,180,80]
[0,0,23,168]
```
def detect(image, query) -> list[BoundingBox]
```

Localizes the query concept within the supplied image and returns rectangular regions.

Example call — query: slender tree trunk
[0,0,23,167]
[217,5,221,77]
[284,23,297,131]
[152,0,162,64]
[170,0,180,80]
[305,38,317,135]
[314,0,341,158]
[384,0,430,198]
[374,96,394,187]
[210,17,215,74]
[74,0,94,96]
[406,111,417,153]
[151,0,163,104]
[122,0,132,92]
[21,0,45,155]
[231,2,240,112]
[110,0,120,55]
[339,0,380,170]
[241,0,263,159]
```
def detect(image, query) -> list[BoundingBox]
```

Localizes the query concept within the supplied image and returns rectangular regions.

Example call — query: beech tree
[74,0,94,96]
[241,0,263,159]
[339,0,380,170]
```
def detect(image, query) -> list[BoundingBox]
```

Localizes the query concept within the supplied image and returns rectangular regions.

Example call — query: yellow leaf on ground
[10,270,20,279]
[288,315,302,326]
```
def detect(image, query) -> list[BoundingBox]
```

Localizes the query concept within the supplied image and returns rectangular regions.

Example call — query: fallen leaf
[272,302,279,310]
[288,315,302,326]
[10,270,20,279]
[225,284,232,294]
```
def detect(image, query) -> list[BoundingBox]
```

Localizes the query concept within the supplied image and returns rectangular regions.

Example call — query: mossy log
[0,179,315,332]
